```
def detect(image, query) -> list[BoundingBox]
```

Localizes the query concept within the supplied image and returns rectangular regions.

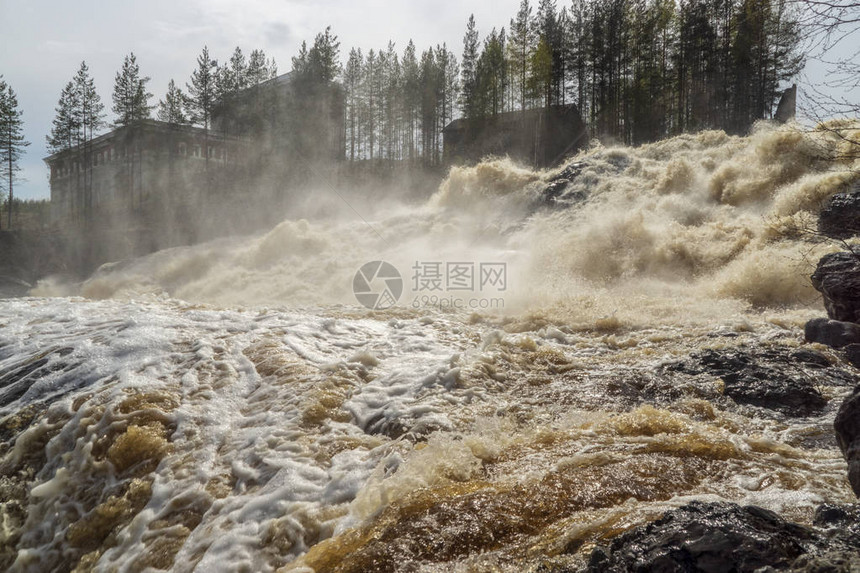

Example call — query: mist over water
[43,120,859,324]
[6,121,860,572]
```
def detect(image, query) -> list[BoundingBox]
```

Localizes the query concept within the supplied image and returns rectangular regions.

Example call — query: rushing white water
[3,120,860,572]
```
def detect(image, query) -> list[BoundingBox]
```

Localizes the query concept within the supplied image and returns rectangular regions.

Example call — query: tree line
[44,0,805,172]
[46,46,279,156]
[300,0,806,165]
[454,0,804,144]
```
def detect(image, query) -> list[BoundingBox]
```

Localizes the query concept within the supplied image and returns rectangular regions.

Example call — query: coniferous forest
[333,0,804,164]
[43,0,805,171]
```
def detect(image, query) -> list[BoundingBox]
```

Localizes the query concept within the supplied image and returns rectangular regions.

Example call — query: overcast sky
[0,0,855,201]
[0,0,524,200]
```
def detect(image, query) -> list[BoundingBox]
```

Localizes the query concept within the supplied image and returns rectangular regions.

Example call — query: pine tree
[157,79,189,124]
[566,0,592,118]
[436,43,459,161]
[419,48,439,163]
[528,36,553,109]
[628,0,673,142]
[296,27,341,85]
[289,29,343,162]
[213,47,250,136]
[242,48,278,140]
[247,49,277,85]
[402,41,420,161]
[372,48,387,159]
[460,14,481,119]
[364,49,378,160]
[73,61,105,223]
[75,61,105,142]
[676,0,718,131]
[47,80,81,154]
[508,0,534,113]
[0,78,30,230]
[477,28,508,116]
[292,41,312,84]
[535,0,564,106]
[112,52,152,127]
[186,46,218,130]
[313,27,341,83]
[228,46,249,92]
[383,41,401,161]
[344,48,363,161]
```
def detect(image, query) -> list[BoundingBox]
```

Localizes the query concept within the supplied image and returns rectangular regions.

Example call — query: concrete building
[44,119,246,230]
[45,73,345,233]
[442,104,588,168]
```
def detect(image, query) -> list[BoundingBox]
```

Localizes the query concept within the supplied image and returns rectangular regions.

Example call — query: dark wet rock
[813,503,860,543]
[548,161,587,185]
[662,349,845,416]
[805,318,860,348]
[834,387,860,496]
[586,501,858,573]
[540,162,589,208]
[789,552,860,572]
[818,187,860,240]
[790,348,833,368]
[788,504,860,571]
[811,250,860,323]
[603,369,722,408]
[844,344,860,369]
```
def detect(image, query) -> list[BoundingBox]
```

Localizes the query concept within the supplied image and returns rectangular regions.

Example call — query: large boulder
[818,187,860,240]
[835,386,860,496]
[811,250,860,323]
[586,501,827,572]
[805,317,860,348]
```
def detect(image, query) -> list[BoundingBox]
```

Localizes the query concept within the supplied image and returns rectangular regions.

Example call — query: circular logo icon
[353,261,403,310]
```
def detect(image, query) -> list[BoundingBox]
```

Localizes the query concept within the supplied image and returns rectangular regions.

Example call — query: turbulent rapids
[4,121,860,572]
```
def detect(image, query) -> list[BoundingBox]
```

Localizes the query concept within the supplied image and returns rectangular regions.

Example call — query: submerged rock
[818,187,860,240]
[663,349,841,416]
[811,250,860,323]
[586,501,859,572]
[586,502,816,572]
[835,387,860,496]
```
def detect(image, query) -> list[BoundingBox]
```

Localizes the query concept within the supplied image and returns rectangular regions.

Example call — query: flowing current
[3,122,860,572]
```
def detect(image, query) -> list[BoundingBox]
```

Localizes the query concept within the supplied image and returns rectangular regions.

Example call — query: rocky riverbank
[575,185,860,572]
